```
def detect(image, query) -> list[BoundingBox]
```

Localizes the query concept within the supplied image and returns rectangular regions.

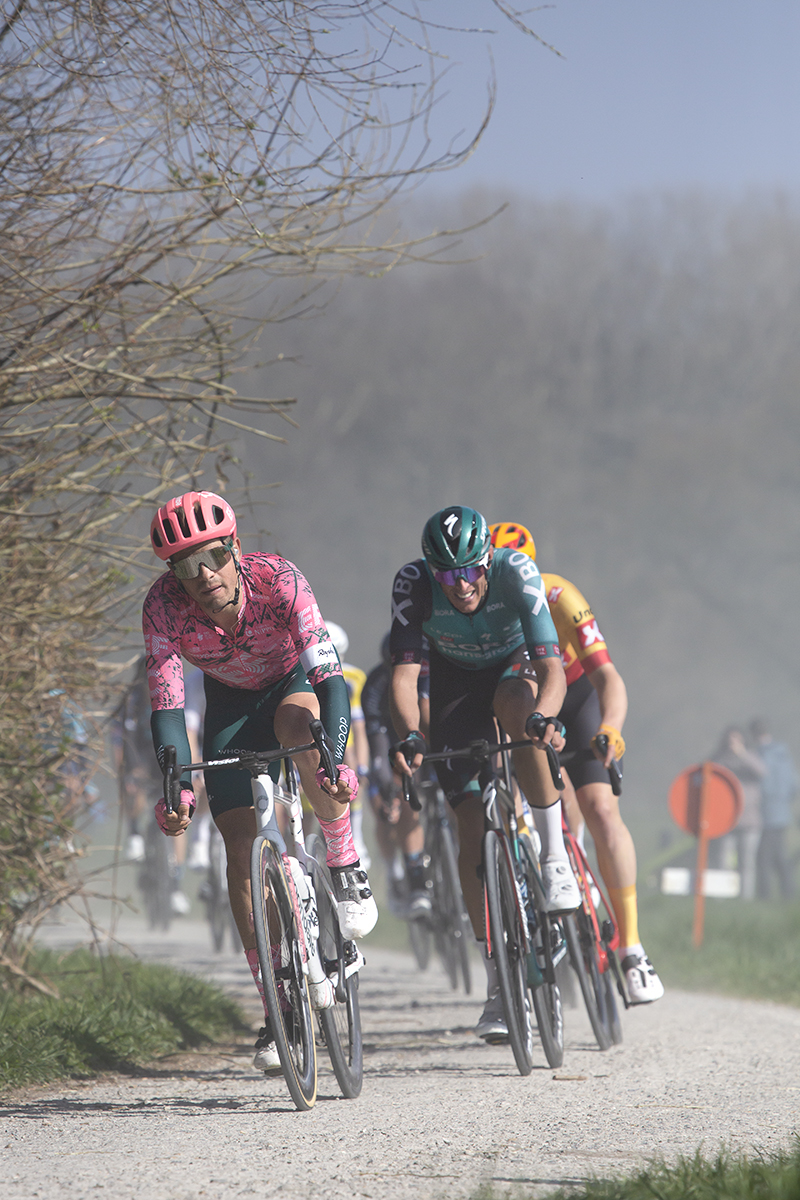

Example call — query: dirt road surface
[3,917,800,1199]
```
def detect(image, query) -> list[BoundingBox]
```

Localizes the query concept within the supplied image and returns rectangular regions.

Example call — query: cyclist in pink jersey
[143,490,377,1072]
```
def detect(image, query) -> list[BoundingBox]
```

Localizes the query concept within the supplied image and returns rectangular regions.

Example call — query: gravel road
[4,916,800,1199]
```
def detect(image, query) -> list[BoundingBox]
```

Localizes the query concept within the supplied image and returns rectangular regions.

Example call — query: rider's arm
[529,656,567,735]
[590,661,628,732]
[389,661,424,776]
[142,580,195,793]
[389,661,422,741]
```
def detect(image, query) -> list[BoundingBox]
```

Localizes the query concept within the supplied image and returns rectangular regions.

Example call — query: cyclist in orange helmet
[489,522,663,1005]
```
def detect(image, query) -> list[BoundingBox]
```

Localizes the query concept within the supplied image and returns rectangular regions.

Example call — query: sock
[621,941,644,961]
[530,799,569,864]
[609,884,639,950]
[481,941,498,997]
[317,811,358,868]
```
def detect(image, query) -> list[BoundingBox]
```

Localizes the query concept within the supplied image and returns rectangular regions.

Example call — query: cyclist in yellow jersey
[490,523,664,1005]
[326,623,371,868]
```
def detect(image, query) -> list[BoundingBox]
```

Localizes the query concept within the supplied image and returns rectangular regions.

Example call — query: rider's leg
[274,690,377,937]
[493,671,577,912]
[575,780,663,1003]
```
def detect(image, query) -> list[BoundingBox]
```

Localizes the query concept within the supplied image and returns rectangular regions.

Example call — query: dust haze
[232,189,800,861]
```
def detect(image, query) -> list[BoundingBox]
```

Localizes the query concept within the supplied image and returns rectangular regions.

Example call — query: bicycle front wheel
[312,857,363,1099]
[251,832,317,1111]
[484,830,533,1076]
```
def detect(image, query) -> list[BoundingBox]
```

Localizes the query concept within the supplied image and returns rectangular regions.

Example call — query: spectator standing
[750,718,799,900]
[710,726,764,900]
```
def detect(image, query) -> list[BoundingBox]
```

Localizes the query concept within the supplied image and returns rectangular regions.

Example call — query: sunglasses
[169,540,234,580]
[432,564,487,587]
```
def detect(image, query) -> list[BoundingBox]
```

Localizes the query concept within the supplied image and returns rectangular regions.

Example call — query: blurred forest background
[225,188,800,860]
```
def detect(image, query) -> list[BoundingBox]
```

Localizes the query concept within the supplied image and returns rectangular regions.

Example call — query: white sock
[622,942,644,960]
[530,799,569,864]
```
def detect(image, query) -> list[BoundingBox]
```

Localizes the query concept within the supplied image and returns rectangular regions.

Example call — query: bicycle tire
[483,830,533,1076]
[603,968,623,1045]
[517,834,564,1068]
[312,857,363,1099]
[431,819,472,995]
[407,909,432,970]
[251,832,317,1111]
[563,909,612,1051]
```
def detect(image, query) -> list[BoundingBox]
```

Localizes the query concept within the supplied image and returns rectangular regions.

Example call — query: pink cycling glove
[315,763,359,800]
[154,788,196,833]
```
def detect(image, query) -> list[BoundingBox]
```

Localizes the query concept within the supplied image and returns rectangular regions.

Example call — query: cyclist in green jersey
[389,506,579,1042]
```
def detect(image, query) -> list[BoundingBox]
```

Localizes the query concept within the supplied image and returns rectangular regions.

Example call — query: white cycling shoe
[622,950,664,1004]
[541,860,581,912]
[475,990,508,1044]
[252,1025,282,1074]
[331,864,379,939]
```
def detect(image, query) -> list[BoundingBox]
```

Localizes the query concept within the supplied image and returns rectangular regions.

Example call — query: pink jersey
[142,553,341,711]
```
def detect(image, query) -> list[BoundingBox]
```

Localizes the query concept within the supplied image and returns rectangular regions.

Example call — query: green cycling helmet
[421,506,491,572]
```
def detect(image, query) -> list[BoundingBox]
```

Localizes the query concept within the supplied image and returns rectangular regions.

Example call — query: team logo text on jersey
[547,586,564,605]
[299,603,323,634]
[578,619,603,648]
[572,608,593,625]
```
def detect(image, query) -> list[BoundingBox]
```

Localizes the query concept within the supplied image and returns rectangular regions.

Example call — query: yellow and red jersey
[541,574,612,687]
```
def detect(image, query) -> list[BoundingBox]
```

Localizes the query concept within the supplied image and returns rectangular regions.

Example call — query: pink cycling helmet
[150,491,237,561]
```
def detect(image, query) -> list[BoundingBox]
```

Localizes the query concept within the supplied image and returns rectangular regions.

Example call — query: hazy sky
[421,0,800,198]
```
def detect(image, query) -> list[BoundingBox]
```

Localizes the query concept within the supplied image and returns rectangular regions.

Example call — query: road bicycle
[162,720,364,1111]
[403,729,567,1074]
[404,776,472,995]
[560,733,627,1050]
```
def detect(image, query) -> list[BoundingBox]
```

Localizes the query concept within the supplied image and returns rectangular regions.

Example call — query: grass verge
[638,893,800,1006]
[0,947,250,1092]
[472,1144,800,1199]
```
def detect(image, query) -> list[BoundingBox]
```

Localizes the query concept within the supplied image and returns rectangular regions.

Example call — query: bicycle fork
[252,773,334,1010]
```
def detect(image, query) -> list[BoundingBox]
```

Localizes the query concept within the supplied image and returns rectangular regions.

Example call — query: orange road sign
[668,763,743,948]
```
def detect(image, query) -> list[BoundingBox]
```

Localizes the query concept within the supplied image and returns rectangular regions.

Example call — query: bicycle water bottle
[287,857,334,1010]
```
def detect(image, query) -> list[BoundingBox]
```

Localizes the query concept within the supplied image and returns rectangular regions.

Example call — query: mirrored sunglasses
[169,541,233,580]
[432,564,486,587]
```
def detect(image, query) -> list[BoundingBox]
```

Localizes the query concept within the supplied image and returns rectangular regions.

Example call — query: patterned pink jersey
[143,553,341,711]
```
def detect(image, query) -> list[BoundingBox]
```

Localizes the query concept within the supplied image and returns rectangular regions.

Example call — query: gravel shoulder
[4,917,800,1199]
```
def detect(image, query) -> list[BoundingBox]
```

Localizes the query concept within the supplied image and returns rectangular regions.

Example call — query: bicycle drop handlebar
[399,734,565,811]
[162,719,338,814]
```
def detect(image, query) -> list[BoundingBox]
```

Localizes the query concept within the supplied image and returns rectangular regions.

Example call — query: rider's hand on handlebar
[592,724,626,767]
[315,763,359,803]
[524,712,566,753]
[390,730,426,777]
[155,789,195,837]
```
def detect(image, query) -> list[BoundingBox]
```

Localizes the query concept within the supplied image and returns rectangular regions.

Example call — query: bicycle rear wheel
[563,909,612,1051]
[312,856,363,1099]
[484,830,533,1076]
[604,968,623,1045]
[407,907,432,970]
[430,819,472,995]
[251,832,317,1111]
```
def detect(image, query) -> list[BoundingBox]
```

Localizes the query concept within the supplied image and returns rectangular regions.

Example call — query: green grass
[0,948,250,1092]
[637,893,800,1006]
[473,1145,800,1199]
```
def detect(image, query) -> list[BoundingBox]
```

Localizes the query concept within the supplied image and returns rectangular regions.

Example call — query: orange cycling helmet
[489,522,536,561]
[151,491,237,561]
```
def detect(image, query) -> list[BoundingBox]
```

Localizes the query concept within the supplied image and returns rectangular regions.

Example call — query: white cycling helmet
[325,621,349,657]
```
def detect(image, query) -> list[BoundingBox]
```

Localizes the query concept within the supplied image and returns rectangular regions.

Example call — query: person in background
[326,622,372,868]
[750,718,799,900]
[709,725,764,900]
